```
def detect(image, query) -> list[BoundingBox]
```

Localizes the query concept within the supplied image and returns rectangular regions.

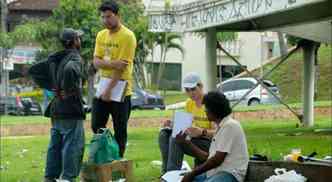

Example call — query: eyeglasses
[185,87,197,92]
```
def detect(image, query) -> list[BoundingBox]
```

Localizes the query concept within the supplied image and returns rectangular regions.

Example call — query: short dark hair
[61,39,77,49]
[99,1,119,14]
[202,91,232,119]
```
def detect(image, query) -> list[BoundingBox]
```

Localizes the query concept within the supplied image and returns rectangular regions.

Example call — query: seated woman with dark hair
[176,91,249,182]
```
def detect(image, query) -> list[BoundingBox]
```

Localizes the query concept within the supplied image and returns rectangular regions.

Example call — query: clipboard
[95,77,128,102]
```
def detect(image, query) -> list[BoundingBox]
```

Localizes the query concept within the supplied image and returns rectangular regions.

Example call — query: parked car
[217,77,280,106]
[0,96,42,115]
[131,88,165,110]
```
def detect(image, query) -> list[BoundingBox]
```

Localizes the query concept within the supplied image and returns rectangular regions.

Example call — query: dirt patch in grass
[1,107,330,137]
[232,107,331,121]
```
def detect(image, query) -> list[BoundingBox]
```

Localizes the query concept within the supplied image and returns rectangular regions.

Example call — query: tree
[11,0,150,104]
[216,32,237,42]
[155,32,184,90]
[277,32,288,56]
[1,0,8,96]
[117,1,148,88]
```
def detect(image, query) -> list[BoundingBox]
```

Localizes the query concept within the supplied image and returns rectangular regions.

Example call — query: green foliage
[117,1,150,86]
[216,32,238,42]
[16,0,100,62]
[286,35,303,46]
[249,45,331,103]
[10,0,150,85]
[0,23,38,50]
[1,25,39,60]
[154,32,184,89]
[0,32,14,49]
[194,31,237,42]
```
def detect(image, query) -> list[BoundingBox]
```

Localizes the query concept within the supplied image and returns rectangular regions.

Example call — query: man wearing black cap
[30,28,85,182]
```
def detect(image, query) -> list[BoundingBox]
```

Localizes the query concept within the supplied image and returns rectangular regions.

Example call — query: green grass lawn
[1,116,331,182]
[1,100,330,125]
[0,110,174,125]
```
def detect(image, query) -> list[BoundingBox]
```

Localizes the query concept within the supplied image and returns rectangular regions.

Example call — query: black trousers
[91,96,131,157]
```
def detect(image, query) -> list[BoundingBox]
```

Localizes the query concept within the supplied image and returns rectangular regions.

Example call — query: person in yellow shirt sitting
[91,0,137,158]
[159,72,215,174]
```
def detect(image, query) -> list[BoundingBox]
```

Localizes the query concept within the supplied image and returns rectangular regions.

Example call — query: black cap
[60,28,84,43]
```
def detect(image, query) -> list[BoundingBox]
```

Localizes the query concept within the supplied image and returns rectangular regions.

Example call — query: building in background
[144,0,282,91]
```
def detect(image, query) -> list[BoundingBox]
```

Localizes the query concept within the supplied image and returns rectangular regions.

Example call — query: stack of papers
[95,77,127,102]
[161,170,188,182]
[171,111,193,138]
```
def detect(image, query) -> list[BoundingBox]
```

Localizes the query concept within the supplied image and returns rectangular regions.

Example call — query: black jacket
[29,49,85,120]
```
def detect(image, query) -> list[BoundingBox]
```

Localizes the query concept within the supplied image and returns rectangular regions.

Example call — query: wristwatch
[201,129,207,137]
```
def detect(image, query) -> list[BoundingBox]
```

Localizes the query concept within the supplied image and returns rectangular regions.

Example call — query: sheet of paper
[171,111,193,138]
[95,77,127,102]
[161,170,188,182]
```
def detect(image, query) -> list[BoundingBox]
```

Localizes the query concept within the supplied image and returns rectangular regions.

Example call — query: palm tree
[277,32,288,56]
[154,32,184,90]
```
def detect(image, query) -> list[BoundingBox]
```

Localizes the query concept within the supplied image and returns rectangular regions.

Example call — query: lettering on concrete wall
[149,0,310,32]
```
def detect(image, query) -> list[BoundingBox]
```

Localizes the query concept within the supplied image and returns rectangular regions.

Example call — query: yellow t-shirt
[94,25,137,96]
[184,98,212,129]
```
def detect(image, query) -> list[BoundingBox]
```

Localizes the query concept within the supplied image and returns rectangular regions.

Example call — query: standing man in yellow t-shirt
[92,1,137,157]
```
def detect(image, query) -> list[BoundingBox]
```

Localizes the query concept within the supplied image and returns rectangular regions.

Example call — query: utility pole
[1,0,9,114]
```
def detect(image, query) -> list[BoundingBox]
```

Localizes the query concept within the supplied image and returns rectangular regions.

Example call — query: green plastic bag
[88,128,121,164]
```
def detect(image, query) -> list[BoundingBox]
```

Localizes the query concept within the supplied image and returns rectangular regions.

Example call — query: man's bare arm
[191,152,226,176]
[93,56,128,71]
[107,70,122,90]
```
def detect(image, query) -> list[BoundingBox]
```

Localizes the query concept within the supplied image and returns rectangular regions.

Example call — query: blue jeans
[45,119,85,182]
[194,171,238,182]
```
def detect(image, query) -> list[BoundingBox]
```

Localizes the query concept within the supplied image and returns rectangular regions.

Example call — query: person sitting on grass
[176,91,249,182]
[159,72,216,174]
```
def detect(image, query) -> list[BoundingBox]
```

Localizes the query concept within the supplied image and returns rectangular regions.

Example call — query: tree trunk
[87,63,96,106]
[156,45,165,90]
[277,32,288,56]
[1,0,9,115]
[156,33,168,90]
[1,0,7,31]
[150,47,155,89]
[140,60,147,88]
[314,44,321,100]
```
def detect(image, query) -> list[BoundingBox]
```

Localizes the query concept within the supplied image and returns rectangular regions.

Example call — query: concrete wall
[181,33,210,92]
[237,32,264,70]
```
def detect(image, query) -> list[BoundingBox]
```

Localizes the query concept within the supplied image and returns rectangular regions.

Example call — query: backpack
[28,59,55,90]
[28,51,76,90]
[28,51,77,117]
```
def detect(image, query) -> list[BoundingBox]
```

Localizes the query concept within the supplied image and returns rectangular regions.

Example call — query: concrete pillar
[302,40,317,127]
[205,28,217,91]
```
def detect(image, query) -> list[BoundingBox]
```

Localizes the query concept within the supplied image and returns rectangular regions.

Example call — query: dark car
[131,88,165,110]
[0,96,42,116]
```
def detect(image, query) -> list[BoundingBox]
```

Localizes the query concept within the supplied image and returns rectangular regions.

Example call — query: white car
[217,77,281,106]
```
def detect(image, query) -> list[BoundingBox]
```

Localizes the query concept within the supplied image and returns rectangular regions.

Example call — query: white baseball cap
[182,72,201,88]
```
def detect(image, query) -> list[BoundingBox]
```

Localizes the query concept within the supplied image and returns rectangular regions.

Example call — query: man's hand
[112,60,128,71]
[185,127,202,138]
[181,172,195,182]
[101,88,111,102]
[175,132,189,145]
